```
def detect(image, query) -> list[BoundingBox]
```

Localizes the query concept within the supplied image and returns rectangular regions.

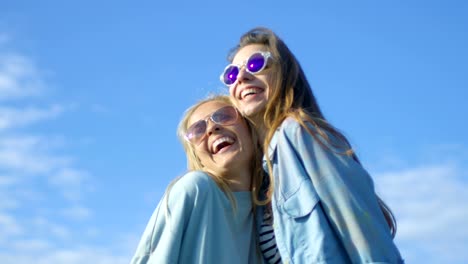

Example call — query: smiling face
[229,44,273,119]
[186,101,254,177]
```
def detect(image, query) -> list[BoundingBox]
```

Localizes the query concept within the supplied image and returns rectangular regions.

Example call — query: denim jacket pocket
[282,180,320,218]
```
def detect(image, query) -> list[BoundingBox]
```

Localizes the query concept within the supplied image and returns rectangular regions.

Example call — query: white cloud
[30,217,72,240]
[61,205,92,221]
[37,248,128,264]
[0,174,17,186]
[0,53,45,100]
[11,239,52,252]
[50,167,88,187]
[50,168,93,202]
[0,33,129,263]
[0,104,64,130]
[0,213,23,238]
[375,162,468,264]
[0,190,19,210]
[0,135,70,174]
[0,247,129,264]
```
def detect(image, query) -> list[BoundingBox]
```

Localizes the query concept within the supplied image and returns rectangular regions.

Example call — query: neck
[227,168,252,191]
[256,125,267,145]
[249,113,267,145]
[207,166,252,192]
[216,165,252,192]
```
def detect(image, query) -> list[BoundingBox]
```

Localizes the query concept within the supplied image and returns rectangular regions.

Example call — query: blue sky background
[0,1,467,263]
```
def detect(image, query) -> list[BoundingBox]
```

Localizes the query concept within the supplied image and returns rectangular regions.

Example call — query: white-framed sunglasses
[220,51,272,86]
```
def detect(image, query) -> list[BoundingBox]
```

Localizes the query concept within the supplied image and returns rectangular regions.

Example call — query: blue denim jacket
[260,118,404,264]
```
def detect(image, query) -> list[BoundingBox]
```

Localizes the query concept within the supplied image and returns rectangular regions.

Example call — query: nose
[206,119,222,136]
[236,66,254,83]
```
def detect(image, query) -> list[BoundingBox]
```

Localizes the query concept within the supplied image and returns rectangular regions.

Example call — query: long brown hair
[228,27,397,237]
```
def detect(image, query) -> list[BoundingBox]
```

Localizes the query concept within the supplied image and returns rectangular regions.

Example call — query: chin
[215,152,246,169]
[241,102,266,118]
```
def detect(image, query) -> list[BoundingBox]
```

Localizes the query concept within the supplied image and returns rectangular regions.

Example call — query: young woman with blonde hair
[131,95,264,264]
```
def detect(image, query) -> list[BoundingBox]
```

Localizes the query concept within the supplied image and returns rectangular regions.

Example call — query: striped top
[259,207,282,264]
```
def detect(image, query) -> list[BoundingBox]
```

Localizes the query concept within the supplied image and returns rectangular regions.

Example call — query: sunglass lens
[223,65,239,85]
[212,107,237,124]
[186,120,207,143]
[246,53,266,73]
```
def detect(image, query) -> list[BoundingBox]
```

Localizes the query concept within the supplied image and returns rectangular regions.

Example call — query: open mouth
[241,87,263,99]
[212,136,235,154]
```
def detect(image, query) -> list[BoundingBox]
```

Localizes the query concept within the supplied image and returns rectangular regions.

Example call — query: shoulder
[277,117,319,136]
[278,117,343,147]
[276,117,318,142]
[175,170,217,189]
[167,171,222,204]
[278,117,302,131]
[267,117,309,155]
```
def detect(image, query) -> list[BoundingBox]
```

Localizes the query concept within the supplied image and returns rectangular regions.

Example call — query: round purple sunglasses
[220,51,272,86]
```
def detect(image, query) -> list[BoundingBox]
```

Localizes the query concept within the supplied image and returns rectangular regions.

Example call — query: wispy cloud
[0,212,23,238]
[50,167,92,202]
[0,104,64,130]
[375,160,468,264]
[61,205,92,221]
[0,32,132,263]
[10,238,52,252]
[0,52,45,100]
[0,135,70,174]
[0,247,129,264]
[30,216,72,240]
[0,174,17,187]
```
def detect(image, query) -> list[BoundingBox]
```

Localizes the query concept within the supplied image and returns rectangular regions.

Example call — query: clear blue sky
[1,1,467,263]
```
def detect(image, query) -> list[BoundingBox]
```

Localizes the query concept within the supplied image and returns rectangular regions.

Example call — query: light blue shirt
[261,118,404,263]
[131,171,261,264]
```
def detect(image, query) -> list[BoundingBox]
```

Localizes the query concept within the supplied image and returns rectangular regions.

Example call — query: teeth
[241,88,261,98]
[212,137,234,153]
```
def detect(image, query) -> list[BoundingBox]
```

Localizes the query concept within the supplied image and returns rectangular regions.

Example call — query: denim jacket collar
[263,128,279,165]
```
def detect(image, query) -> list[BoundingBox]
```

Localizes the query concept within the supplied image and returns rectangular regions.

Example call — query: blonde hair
[176,94,266,209]
[229,27,397,237]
